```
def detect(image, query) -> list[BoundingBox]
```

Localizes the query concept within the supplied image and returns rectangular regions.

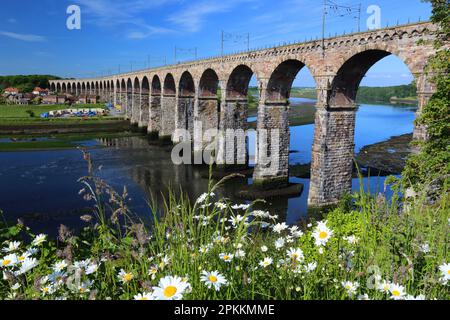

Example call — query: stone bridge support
[174,94,195,143]
[149,93,161,135]
[307,74,357,207]
[194,96,219,158]
[160,94,176,140]
[139,92,150,128]
[252,100,290,188]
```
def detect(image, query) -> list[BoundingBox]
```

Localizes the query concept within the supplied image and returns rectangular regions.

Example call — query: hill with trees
[0,75,61,93]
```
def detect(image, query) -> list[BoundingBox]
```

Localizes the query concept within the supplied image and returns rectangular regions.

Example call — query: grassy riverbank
[0,157,448,300]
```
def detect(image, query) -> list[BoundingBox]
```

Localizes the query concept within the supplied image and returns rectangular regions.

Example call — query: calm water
[0,99,417,234]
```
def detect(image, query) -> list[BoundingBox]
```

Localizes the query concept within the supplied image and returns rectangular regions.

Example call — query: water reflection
[0,101,416,235]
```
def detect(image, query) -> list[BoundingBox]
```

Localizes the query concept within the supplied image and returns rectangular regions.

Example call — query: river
[0,99,417,234]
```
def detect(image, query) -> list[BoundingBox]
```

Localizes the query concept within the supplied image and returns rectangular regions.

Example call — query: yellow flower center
[209,275,218,283]
[2,260,11,266]
[224,255,230,260]
[163,286,177,298]
[447,270,450,275]
[139,297,148,300]
[319,231,328,239]
[18,256,25,261]
[392,290,400,296]
[123,273,133,282]
[79,288,85,293]
[42,287,49,293]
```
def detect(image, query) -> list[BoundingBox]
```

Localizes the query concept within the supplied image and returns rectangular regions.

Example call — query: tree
[403,0,450,197]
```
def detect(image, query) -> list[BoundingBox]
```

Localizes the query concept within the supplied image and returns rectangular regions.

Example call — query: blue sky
[0,0,432,87]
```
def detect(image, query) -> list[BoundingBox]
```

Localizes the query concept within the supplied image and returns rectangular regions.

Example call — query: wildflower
[357,294,370,300]
[85,263,99,275]
[377,280,392,293]
[197,192,214,204]
[200,271,228,291]
[199,245,211,254]
[312,221,333,247]
[343,235,359,245]
[438,263,450,284]
[259,257,273,268]
[215,202,227,210]
[261,246,268,253]
[148,265,158,276]
[342,281,359,297]
[272,222,288,233]
[307,223,312,228]
[229,215,245,227]
[2,241,21,253]
[389,283,406,300]
[231,204,250,210]
[235,249,246,259]
[41,285,56,296]
[304,262,317,273]
[419,243,430,254]
[48,271,66,284]
[11,283,21,291]
[15,257,38,275]
[134,292,154,300]
[53,260,68,272]
[251,210,269,218]
[32,234,47,246]
[274,237,285,250]
[152,276,190,300]
[219,253,234,263]
[118,269,134,284]
[287,248,304,262]
[1,254,18,268]
[77,280,93,294]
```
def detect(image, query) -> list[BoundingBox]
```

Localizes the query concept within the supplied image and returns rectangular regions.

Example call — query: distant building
[32,87,49,96]
[42,95,60,105]
[4,87,20,95]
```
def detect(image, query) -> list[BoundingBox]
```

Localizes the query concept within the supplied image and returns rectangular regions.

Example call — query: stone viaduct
[50,22,439,207]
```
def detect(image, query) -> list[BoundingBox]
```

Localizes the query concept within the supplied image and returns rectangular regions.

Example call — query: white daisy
[312,221,333,247]
[343,235,359,245]
[357,294,371,300]
[15,257,38,275]
[272,222,289,233]
[219,253,233,263]
[1,254,18,268]
[405,294,426,300]
[286,248,304,262]
[134,292,154,300]
[32,234,47,246]
[200,270,228,291]
[377,280,392,293]
[389,283,406,300]
[235,249,246,259]
[259,257,273,268]
[2,241,21,253]
[117,269,134,284]
[438,263,450,284]
[261,246,268,253]
[215,202,227,210]
[342,281,359,297]
[274,237,285,250]
[304,262,317,273]
[53,260,68,272]
[152,276,189,300]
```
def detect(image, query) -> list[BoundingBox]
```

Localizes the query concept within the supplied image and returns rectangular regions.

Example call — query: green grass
[0,157,448,300]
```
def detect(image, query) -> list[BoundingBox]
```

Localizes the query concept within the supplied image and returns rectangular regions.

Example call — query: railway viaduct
[50,21,440,207]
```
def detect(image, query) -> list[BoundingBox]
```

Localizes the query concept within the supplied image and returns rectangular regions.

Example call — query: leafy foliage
[404,0,450,194]
[0,75,60,94]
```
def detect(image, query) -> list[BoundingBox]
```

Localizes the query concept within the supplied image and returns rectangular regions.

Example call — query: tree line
[0,75,60,93]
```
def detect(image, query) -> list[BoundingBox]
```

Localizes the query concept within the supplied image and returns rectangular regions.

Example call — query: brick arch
[265,59,317,102]
[151,75,161,94]
[226,64,255,99]
[199,68,219,97]
[163,73,176,95]
[178,71,195,97]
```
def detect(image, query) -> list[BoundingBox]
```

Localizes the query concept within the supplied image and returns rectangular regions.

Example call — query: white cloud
[0,31,46,42]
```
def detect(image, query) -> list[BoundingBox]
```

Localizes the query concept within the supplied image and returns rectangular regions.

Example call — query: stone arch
[62,83,67,93]
[226,64,254,99]
[67,83,72,94]
[329,49,418,107]
[149,75,162,134]
[56,83,61,93]
[95,81,99,95]
[163,73,176,95]
[199,68,219,97]
[77,82,81,95]
[50,83,56,92]
[176,71,196,140]
[87,82,91,95]
[266,59,312,102]
[139,76,150,128]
